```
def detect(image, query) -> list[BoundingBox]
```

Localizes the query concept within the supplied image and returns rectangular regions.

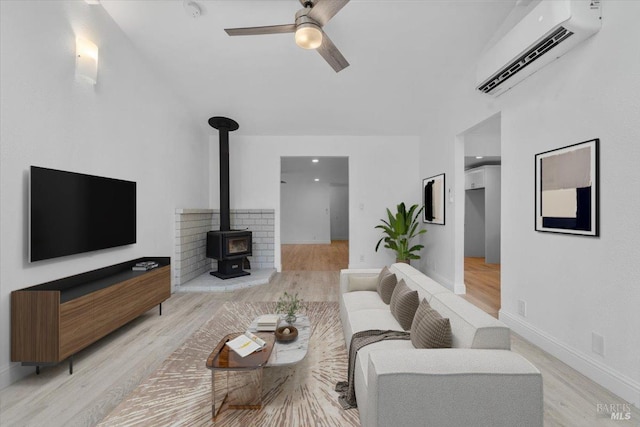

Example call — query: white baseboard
[500,310,640,408]
[453,282,467,294]
[0,362,31,390]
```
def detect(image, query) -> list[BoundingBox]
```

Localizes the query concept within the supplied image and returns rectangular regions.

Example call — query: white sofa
[340,263,543,427]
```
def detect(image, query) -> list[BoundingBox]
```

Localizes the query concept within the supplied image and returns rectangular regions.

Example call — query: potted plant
[375,202,427,263]
[276,292,306,324]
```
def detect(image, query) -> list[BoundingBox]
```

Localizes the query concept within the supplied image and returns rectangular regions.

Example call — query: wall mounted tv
[29,166,136,262]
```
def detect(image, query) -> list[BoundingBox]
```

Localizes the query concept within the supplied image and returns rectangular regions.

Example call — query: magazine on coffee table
[225,331,267,357]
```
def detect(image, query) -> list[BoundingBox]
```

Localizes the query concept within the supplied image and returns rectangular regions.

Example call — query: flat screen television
[30,166,136,262]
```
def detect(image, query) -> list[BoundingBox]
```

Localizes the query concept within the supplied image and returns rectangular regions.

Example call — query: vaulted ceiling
[101,0,517,135]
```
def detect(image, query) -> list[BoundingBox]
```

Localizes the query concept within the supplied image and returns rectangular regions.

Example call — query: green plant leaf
[374,202,427,261]
[408,244,424,252]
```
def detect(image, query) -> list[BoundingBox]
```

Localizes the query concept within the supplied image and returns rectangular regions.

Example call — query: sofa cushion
[342,309,402,351]
[411,301,452,349]
[340,291,389,343]
[342,291,389,312]
[347,275,378,292]
[376,267,397,304]
[389,279,419,330]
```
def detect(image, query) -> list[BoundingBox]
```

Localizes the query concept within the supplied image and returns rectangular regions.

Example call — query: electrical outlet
[592,332,605,356]
[517,300,527,317]
[359,254,364,262]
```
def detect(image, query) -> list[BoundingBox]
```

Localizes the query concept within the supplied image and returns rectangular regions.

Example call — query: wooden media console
[11,257,170,374]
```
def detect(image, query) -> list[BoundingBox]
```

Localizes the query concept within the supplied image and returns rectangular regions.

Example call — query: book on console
[225,331,267,357]
[135,261,157,267]
[132,262,159,271]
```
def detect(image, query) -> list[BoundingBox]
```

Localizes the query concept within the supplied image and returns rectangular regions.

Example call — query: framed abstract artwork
[535,138,599,236]
[422,173,445,225]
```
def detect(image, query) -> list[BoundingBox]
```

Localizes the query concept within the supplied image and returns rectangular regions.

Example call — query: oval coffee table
[206,315,311,420]
[248,315,311,367]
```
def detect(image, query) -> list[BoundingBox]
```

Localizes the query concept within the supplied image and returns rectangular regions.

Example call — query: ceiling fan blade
[225,24,296,36]
[308,0,350,26]
[317,30,349,73]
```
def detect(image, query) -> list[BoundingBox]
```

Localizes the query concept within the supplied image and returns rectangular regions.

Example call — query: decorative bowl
[275,325,298,343]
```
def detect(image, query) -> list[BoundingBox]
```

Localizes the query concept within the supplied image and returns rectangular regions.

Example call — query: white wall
[210,135,420,270]
[330,185,349,240]
[419,0,640,406]
[0,1,208,388]
[484,166,501,264]
[464,189,485,257]
[280,172,331,244]
[464,119,501,158]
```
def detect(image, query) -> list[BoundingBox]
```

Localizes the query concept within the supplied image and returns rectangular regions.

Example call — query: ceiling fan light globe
[295,24,323,49]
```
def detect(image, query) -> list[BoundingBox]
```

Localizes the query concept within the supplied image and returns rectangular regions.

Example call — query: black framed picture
[535,138,599,236]
[422,173,445,225]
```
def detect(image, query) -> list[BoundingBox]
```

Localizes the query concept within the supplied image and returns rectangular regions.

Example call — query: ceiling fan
[224,0,350,73]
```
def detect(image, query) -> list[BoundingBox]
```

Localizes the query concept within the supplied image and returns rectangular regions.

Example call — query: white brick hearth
[174,208,275,287]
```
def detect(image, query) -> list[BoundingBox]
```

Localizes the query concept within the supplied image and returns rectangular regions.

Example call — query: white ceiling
[100,0,517,136]
[281,156,348,185]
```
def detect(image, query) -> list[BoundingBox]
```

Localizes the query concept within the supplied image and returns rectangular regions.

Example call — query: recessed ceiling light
[312,159,319,163]
[475,156,484,159]
[314,178,320,182]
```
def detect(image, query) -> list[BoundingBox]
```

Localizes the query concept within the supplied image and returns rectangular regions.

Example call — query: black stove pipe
[208,116,239,232]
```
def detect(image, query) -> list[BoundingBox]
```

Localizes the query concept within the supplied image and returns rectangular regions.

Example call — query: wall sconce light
[76,37,98,84]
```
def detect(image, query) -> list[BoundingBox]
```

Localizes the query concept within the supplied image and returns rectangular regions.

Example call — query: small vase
[284,314,297,325]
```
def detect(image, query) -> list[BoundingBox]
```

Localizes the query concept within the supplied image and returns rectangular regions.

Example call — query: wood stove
[207,230,252,278]
[206,117,252,279]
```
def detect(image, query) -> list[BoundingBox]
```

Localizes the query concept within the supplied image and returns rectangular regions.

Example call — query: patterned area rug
[98,302,359,427]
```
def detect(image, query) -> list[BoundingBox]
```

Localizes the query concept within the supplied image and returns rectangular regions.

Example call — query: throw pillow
[389,279,419,330]
[411,298,432,331]
[411,305,452,349]
[376,267,397,304]
[347,275,378,292]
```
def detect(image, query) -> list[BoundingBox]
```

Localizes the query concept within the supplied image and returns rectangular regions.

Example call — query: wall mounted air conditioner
[476,0,601,96]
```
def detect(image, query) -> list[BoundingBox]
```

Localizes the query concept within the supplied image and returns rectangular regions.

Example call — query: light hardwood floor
[1,269,638,426]
[461,256,501,318]
[281,240,349,271]
[0,272,341,427]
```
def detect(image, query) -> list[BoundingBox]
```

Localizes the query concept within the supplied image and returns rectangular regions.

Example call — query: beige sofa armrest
[365,349,543,427]
[339,268,382,294]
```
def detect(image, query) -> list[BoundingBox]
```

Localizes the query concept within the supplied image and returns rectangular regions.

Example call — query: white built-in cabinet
[464,165,501,264]
[465,168,486,190]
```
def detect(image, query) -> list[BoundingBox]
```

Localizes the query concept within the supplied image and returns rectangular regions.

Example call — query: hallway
[281,241,348,271]
[461,257,501,318]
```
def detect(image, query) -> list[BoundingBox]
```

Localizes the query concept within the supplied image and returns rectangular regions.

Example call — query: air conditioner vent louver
[476,0,601,96]
[478,26,574,94]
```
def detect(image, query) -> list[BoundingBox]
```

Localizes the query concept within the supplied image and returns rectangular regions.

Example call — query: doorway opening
[458,114,502,317]
[280,157,349,271]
